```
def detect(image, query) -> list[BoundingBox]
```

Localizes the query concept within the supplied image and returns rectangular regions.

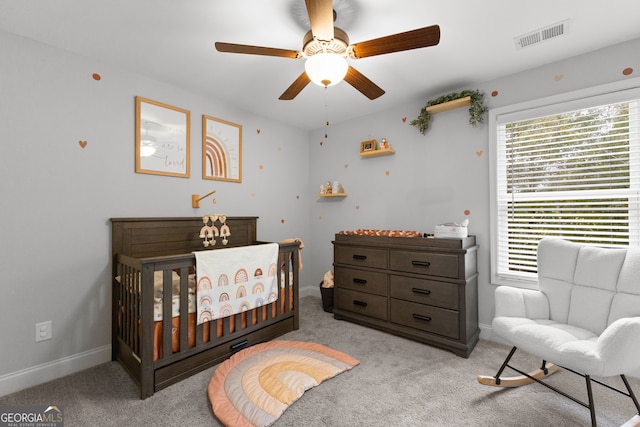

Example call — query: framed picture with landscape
[135,96,190,178]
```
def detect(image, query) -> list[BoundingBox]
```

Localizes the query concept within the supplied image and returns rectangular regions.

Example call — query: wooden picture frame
[135,96,190,178]
[360,139,377,153]
[202,115,242,182]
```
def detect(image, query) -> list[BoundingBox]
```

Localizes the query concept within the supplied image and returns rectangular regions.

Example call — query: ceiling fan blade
[343,66,385,100]
[279,72,312,100]
[305,0,334,42]
[350,25,441,59]
[215,42,300,59]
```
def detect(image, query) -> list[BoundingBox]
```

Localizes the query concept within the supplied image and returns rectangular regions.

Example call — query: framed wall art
[360,139,377,153]
[202,114,242,182]
[135,96,190,177]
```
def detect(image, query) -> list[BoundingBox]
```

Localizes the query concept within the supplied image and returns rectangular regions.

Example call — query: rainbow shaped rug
[208,340,359,427]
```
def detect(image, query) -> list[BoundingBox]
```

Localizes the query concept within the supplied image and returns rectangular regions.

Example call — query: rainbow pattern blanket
[195,243,278,325]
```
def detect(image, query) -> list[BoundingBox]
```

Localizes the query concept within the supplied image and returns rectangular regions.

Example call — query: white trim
[0,345,111,397]
[478,322,498,342]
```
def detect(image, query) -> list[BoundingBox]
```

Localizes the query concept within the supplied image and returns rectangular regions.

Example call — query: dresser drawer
[336,289,387,321]
[389,250,458,279]
[335,245,387,269]
[389,275,458,310]
[335,267,387,296]
[390,299,459,339]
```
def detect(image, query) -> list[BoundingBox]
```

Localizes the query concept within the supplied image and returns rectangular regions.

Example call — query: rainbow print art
[205,133,232,178]
[203,115,242,182]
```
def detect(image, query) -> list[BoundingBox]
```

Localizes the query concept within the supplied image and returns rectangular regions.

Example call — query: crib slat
[140,263,156,398]
[129,266,137,355]
[178,267,189,354]
[246,309,253,327]
[135,267,141,355]
[196,322,205,346]
[162,269,173,359]
[120,265,129,347]
[281,249,292,316]
[223,315,232,335]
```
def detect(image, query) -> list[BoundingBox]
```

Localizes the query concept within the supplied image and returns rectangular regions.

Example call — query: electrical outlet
[35,321,52,342]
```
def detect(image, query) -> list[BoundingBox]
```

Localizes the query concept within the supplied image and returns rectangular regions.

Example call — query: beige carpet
[1,295,638,426]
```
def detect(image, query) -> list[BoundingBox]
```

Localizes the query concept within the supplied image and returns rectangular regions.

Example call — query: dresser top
[333,233,476,250]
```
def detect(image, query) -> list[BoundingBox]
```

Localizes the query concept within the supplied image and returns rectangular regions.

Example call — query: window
[490,87,640,285]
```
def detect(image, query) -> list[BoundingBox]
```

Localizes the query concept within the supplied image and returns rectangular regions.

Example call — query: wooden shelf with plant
[410,89,487,135]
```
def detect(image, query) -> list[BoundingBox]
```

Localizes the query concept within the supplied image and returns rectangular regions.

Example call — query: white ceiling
[2,0,639,130]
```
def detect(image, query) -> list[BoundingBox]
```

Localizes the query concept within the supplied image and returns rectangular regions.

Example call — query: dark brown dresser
[332,233,479,357]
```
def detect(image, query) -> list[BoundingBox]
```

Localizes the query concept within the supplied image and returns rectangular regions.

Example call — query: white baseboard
[0,345,111,398]
[479,322,510,345]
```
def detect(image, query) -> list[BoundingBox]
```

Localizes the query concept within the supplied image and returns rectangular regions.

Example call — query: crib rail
[112,241,300,398]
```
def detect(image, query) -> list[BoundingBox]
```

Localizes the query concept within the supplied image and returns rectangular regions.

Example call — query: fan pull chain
[324,86,329,139]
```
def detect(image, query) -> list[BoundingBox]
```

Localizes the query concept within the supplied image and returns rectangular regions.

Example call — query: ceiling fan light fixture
[305,53,348,87]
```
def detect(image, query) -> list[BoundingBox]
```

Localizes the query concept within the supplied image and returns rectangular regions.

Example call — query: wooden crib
[110,216,300,399]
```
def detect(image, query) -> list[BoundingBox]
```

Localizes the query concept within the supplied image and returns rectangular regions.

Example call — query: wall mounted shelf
[317,193,348,198]
[360,148,396,158]
[426,96,471,114]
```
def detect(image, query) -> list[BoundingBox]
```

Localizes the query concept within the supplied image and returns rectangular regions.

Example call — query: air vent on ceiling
[514,19,571,50]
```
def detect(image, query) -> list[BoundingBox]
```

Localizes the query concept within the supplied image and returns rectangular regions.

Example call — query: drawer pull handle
[230,339,248,350]
[353,278,368,285]
[412,288,431,295]
[412,314,432,322]
[353,254,367,260]
[411,260,431,268]
[353,300,368,307]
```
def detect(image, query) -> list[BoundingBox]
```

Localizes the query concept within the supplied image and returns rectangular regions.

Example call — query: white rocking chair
[479,238,640,426]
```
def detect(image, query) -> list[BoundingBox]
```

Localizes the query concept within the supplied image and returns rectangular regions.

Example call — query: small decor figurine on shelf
[320,184,325,194]
[337,183,345,194]
[326,181,333,194]
[380,138,390,149]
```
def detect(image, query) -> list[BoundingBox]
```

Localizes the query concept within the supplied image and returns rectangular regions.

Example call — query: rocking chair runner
[479,238,640,426]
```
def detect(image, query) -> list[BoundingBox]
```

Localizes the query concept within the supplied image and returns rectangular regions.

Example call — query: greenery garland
[410,89,488,135]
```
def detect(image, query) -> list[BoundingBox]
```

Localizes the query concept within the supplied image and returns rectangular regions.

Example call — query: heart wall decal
[78,140,87,148]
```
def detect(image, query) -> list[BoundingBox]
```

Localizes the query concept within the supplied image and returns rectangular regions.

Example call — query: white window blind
[493,89,640,283]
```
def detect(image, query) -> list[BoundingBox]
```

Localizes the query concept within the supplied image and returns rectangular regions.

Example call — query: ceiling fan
[215,0,440,100]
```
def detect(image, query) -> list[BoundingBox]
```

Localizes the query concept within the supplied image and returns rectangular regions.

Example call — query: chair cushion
[537,239,580,325]
[493,316,604,375]
[567,286,614,336]
[538,239,627,335]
